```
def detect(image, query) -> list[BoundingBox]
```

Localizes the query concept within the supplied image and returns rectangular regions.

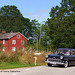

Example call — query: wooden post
[34,57,37,66]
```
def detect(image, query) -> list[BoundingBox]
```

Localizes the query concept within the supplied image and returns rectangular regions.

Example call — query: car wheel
[48,63,52,66]
[64,61,69,68]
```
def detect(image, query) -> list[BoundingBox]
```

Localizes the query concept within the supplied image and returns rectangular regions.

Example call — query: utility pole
[39,23,41,45]
[39,21,45,45]
[37,36,38,51]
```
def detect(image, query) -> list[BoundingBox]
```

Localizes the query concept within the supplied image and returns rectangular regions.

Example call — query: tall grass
[0,49,52,69]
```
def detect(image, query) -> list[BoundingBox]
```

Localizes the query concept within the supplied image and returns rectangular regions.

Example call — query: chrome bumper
[45,61,64,65]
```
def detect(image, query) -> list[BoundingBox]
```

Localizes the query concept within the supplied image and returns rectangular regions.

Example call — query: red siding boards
[0,32,28,53]
[1,39,8,53]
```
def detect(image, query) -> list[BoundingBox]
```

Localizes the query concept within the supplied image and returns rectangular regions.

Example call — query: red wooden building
[0,31,28,53]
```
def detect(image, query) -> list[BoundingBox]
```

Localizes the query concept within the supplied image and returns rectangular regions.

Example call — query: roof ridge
[0,32,28,40]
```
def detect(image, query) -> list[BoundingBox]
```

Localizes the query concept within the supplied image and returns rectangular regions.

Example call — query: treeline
[0,0,75,51]
[46,0,75,49]
[0,5,40,38]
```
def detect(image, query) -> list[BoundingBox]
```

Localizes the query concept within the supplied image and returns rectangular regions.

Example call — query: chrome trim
[45,61,64,65]
[48,58,61,62]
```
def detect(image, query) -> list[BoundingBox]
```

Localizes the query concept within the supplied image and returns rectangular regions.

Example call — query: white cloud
[22,12,33,15]
[32,15,40,18]
[23,9,50,15]
[22,9,50,22]
[31,15,45,22]
[35,9,50,14]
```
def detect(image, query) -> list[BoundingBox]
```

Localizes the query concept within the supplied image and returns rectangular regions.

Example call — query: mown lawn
[0,62,35,69]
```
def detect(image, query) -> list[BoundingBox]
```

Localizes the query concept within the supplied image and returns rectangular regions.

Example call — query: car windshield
[55,49,70,55]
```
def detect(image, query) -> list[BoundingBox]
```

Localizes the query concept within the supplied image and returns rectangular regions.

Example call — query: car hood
[48,54,64,59]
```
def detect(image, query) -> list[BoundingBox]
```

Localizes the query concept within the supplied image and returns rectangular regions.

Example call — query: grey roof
[0,32,18,39]
[0,32,28,40]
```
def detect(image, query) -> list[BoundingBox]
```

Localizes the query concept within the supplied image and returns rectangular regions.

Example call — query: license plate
[50,62,56,64]
[47,59,48,61]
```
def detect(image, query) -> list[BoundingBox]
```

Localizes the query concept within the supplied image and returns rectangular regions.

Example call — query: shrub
[0,43,3,52]
[0,49,52,66]
[19,53,34,65]
[0,52,7,62]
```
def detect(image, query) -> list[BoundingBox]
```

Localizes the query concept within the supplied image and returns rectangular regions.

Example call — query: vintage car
[45,48,75,68]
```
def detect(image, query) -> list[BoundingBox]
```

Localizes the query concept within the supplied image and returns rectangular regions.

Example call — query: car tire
[48,63,52,66]
[64,61,69,68]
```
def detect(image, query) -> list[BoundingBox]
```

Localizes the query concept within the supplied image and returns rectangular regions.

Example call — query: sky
[0,0,61,22]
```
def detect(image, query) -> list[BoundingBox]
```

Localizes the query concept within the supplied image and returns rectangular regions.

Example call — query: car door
[69,50,75,65]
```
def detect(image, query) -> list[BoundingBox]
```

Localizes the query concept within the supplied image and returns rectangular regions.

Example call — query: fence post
[34,57,37,66]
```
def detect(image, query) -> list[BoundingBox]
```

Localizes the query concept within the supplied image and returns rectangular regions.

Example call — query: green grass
[0,62,35,69]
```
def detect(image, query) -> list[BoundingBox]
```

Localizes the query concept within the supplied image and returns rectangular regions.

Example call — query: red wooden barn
[0,31,28,53]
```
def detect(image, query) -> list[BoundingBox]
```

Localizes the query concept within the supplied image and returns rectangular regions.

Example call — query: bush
[0,49,52,66]
[19,53,34,65]
[0,52,7,62]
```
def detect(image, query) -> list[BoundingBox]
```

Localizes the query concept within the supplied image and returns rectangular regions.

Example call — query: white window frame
[3,40,5,44]
[17,35,20,38]
[3,47,5,51]
[21,40,24,45]
[12,47,16,51]
[12,40,16,44]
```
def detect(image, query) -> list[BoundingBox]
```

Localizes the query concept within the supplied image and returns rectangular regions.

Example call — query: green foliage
[28,19,40,44]
[0,5,24,33]
[0,5,22,17]
[22,18,33,37]
[31,19,40,36]
[0,5,38,38]
[0,62,35,69]
[47,0,75,49]
[0,43,3,51]
[26,44,49,52]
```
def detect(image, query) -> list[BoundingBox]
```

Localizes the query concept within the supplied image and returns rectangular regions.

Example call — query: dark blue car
[45,48,75,68]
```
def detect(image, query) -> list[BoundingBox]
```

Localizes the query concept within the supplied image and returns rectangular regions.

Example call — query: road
[0,65,75,75]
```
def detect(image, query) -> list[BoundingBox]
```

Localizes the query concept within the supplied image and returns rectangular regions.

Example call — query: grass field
[0,50,48,69]
[0,62,36,69]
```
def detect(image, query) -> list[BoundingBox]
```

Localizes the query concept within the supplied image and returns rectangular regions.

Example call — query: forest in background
[0,0,75,52]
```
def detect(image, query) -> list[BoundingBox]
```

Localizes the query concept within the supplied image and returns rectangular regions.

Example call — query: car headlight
[60,56,63,59]
[46,55,48,58]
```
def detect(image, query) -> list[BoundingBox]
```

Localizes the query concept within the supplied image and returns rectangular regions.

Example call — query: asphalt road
[0,65,75,75]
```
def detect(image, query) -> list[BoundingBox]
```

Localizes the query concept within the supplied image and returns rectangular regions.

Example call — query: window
[17,35,20,38]
[21,40,24,45]
[12,40,16,44]
[71,51,75,55]
[3,47,5,51]
[12,47,16,51]
[3,40,5,44]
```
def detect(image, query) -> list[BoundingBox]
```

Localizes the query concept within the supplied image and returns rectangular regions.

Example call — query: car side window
[71,51,75,55]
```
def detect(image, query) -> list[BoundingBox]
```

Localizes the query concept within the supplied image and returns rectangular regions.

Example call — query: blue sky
[0,0,61,22]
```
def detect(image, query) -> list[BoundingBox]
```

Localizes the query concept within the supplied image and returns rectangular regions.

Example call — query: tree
[21,17,33,37]
[0,5,22,17]
[31,19,40,37]
[47,0,75,49]
[28,19,40,44]
[0,5,35,39]
[0,5,24,33]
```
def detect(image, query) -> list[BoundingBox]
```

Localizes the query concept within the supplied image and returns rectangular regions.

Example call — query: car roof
[57,48,75,51]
